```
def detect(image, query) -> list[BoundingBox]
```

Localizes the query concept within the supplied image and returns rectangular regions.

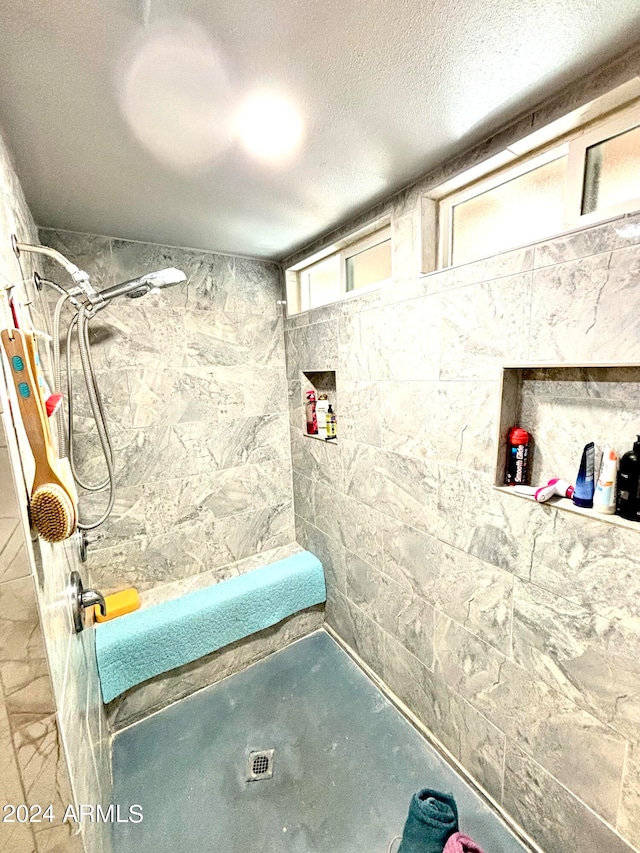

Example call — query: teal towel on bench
[95,551,326,703]
[398,789,458,853]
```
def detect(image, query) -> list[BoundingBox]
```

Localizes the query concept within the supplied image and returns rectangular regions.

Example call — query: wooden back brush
[1,328,77,542]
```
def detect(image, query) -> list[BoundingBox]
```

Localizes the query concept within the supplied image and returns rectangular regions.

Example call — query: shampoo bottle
[326,404,337,439]
[593,447,618,514]
[316,394,329,440]
[616,436,640,521]
[572,442,595,508]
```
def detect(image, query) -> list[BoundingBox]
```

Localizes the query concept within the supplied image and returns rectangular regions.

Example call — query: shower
[12,237,186,533]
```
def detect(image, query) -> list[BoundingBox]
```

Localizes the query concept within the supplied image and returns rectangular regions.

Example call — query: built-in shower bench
[94,544,326,712]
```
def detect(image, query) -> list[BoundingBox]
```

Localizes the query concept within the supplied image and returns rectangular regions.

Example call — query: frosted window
[345,239,392,291]
[582,124,640,214]
[451,156,567,266]
[303,254,341,309]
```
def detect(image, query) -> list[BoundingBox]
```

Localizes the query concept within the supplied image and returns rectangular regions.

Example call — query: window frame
[437,99,640,269]
[291,223,392,315]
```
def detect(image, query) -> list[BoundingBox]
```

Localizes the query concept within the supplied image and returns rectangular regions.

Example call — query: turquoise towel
[95,551,326,703]
[398,789,459,853]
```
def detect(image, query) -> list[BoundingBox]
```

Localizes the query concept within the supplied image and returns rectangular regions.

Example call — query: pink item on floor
[443,832,486,853]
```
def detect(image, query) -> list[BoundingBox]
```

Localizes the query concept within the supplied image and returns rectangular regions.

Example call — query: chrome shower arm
[11,235,97,295]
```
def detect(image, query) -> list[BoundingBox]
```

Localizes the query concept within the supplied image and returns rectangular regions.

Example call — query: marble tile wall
[285,208,640,853]
[38,228,295,596]
[0,129,108,852]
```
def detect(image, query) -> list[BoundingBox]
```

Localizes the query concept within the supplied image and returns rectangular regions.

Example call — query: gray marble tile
[425,245,535,295]
[519,367,640,485]
[68,368,132,433]
[287,379,303,430]
[529,509,640,621]
[251,459,294,510]
[335,379,382,446]
[292,472,315,524]
[295,516,346,595]
[110,239,235,313]
[290,430,343,491]
[381,380,498,472]
[325,591,386,676]
[106,608,323,731]
[381,634,505,801]
[512,578,640,740]
[284,319,339,379]
[127,366,245,428]
[439,272,532,380]
[80,484,146,548]
[383,516,513,653]
[85,303,189,372]
[206,502,295,571]
[232,257,282,316]
[619,741,640,847]
[243,366,288,417]
[503,743,634,853]
[342,440,439,536]
[40,229,114,290]
[436,466,552,578]
[529,244,640,363]
[314,484,383,569]
[140,543,304,609]
[142,469,254,536]
[435,614,626,821]
[534,210,640,267]
[346,555,434,666]
[339,297,440,381]
[173,413,290,473]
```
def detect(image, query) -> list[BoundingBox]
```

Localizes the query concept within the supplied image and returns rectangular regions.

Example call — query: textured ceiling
[0,0,639,259]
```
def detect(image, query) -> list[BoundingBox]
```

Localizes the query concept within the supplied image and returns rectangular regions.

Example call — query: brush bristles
[31,484,75,542]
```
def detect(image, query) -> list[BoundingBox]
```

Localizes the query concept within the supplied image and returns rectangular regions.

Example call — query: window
[287,223,391,315]
[438,99,640,268]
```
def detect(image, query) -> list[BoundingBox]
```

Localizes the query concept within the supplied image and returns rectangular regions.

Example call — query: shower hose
[52,293,116,530]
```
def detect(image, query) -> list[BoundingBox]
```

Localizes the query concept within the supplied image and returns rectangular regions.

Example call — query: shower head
[88,268,187,311]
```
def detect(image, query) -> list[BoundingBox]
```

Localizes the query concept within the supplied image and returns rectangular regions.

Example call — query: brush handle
[1,329,64,490]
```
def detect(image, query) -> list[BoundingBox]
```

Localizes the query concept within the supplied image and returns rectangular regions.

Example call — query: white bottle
[593,447,618,514]
[316,394,329,439]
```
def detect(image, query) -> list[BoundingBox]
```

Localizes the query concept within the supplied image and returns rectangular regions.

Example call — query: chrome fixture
[69,570,106,633]
[12,235,186,532]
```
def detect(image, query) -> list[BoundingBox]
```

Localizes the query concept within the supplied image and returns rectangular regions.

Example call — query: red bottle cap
[510,427,529,445]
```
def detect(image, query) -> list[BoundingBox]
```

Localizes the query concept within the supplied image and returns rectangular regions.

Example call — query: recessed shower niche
[302,370,338,443]
[493,363,640,529]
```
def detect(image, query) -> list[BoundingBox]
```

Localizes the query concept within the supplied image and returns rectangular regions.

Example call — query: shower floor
[111,631,528,853]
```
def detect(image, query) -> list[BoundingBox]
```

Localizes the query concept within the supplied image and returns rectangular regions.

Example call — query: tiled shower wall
[39,228,295,596]
[284,210,640,853]
[0,129,109,852]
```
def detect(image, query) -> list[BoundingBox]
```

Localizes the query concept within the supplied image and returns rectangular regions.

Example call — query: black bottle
[616,435,640,521]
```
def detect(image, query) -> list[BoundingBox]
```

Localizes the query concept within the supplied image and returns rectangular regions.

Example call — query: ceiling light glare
[237,93,304,163]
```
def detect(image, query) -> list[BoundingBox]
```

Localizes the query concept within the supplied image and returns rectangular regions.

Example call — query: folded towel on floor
[397,789,458,853]
[443,832,486,853]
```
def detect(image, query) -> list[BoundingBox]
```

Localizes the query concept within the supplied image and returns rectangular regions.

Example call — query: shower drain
[247,749,275,781]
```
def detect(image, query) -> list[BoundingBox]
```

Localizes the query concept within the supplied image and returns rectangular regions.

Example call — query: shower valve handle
[69,571,106,633]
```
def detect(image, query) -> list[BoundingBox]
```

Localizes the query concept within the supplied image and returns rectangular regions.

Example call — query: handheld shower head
[90,267,187,309]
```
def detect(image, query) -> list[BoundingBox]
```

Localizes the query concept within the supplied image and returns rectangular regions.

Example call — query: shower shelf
[494,485,640,532]
[493,362,640,533]
[302,369,338,443]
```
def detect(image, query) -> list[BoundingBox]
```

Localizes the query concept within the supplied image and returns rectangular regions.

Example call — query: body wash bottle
[593,447,618,514]
[572,442,595,508]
